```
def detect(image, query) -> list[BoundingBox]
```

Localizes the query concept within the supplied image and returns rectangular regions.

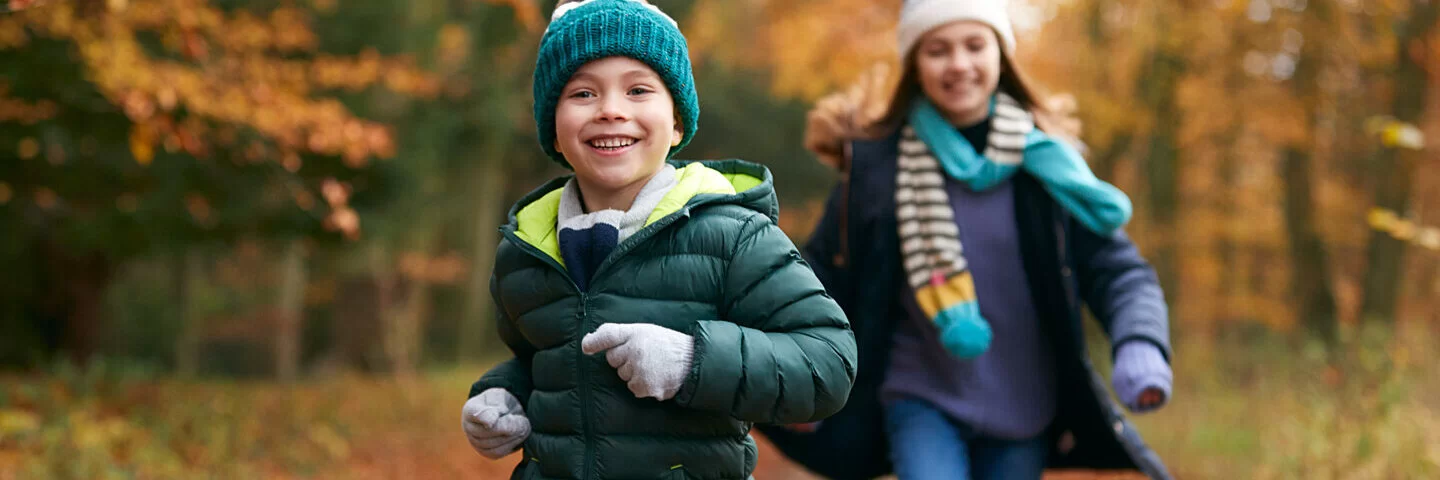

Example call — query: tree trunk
[1082,0,1134,182]
[372,230,437,379]
[39,238,112,365]
[1217,124,1244,320]
[274,240,308,382]
[393,272,431,378]
[330,275,386,372]
[1358,0,1437,324]
[1281,0,1341,342]
[1282,147,1340,341]
[63,264,108,366]
[447,0,534,363]
[370,246,399,373]
[174,249,206,377]
[459,146,510,363]
[1138,46,1186,305]
[1090,131,1134,182]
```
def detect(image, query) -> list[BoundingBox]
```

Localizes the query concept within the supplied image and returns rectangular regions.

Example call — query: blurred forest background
[1,0,1438,478]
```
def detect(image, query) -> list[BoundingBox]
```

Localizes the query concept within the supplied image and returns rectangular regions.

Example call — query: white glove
[581,323,695,400]
[461,388,531,459]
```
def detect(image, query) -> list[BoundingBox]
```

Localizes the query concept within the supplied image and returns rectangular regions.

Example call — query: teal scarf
[896,93,1132,360]
[908,96,1132,233]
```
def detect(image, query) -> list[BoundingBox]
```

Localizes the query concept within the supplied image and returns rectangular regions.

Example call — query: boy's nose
[596,98,629,122]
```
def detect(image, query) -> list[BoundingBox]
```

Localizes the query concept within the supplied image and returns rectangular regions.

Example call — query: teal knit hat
[534,0,700,169]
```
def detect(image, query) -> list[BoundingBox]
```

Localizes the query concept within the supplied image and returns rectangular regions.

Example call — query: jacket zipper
[499,229,597,478]
[577,291,594,478]
[499,198,711,479]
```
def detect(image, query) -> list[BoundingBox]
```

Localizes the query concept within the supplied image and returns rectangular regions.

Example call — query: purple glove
[1111,341,1172,413]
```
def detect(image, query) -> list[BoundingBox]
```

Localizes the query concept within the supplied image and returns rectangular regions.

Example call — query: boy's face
[554,56,682,200]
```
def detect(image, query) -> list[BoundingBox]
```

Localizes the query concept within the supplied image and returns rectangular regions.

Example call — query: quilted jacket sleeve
[673,214,858,424]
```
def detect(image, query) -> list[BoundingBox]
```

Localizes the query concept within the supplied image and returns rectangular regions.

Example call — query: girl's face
[554,56,682,203]
[913,21,1003,127]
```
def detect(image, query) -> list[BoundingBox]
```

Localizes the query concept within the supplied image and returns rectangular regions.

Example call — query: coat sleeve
[467,270,538,405]
[673,214,858,424]
[801,182,850,301]
[1072,224,1173,360]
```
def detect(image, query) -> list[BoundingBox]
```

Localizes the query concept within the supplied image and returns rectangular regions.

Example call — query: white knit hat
[897,0,1015,59]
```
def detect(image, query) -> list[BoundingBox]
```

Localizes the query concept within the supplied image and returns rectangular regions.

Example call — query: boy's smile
[583,134,639,155]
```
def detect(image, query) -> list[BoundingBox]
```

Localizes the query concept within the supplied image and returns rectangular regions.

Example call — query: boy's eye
[628,87,653,96]
[569,90,595,99]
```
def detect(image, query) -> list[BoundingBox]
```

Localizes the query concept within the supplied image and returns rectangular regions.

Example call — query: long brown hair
[804,31,1082,171]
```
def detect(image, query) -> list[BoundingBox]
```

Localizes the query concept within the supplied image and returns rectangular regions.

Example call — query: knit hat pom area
[896,0,1016,58]
[534,0,700,169]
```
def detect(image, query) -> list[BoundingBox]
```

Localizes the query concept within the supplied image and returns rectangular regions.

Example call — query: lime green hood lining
[512,163,762,265]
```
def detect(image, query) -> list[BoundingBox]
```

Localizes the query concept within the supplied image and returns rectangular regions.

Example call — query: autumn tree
[0,0,438,366]
[1358,0,1438,324]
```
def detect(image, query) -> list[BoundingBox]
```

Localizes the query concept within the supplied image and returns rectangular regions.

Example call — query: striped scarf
[558,165,678,291]
[896,93,1132,359]
[896,95,1032,359]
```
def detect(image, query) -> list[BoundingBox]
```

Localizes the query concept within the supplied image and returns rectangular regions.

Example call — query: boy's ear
[671,114,683,146]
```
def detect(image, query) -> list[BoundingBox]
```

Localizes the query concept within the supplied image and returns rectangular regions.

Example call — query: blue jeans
[884,398,1048,480]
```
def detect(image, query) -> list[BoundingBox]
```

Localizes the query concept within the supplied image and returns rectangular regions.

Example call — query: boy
[461,1,858,479]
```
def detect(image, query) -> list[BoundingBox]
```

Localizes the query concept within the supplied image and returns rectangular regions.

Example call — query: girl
[461,1,858,479]
[759,1,1174,479]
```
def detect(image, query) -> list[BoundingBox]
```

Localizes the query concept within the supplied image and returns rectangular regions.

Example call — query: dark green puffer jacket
[469,160,857,480]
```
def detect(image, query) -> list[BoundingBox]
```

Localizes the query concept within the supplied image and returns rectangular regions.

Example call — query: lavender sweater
[879,123,1058,440]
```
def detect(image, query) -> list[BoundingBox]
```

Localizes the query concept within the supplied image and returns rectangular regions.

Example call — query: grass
[1,324,1437,479]
[1126,322,1440,479]
[0,366,517,479]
